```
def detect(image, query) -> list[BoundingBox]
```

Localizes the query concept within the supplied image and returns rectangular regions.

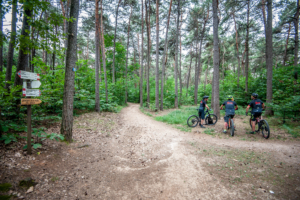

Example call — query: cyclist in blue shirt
[220,95,238,133]
[246,93,265,134]
[198,96,210,128]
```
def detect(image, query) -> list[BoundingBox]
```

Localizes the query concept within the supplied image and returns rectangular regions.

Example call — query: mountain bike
[187,109,218,127]
[248,112,270,139]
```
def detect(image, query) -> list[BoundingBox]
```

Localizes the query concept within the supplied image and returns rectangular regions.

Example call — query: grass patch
[0,183,12,192]
[140,107,153,117]
[204,128,216,136]
[154,107,198,132]
[0,195,12,200]
[114,105,126,113]
[51,177,60,182]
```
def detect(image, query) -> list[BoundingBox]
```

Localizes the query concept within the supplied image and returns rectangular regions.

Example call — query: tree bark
[179,12,183,105]
[60,0,80,142]
[125,6,133,104]
[5,0,17,89]
[195,8,209,97]
[174,0,180,108]
[14,5,32,86]
[160,0,172,110]
[145,0,150,107]
[194,39,199,105]
[95,0,100,112]
[261,0,267,36]
[232,12,240,87]
[155,0,159,110]
[186,49,192,97]
[265,0,273,116]
[245,0,250,93]
[294,0,300,71]
[140,0,144,107]
[100,0,108,103]
[0,1,3,72]
[212,0,220,118]
[283,23,291,66]
[112,0,122,83]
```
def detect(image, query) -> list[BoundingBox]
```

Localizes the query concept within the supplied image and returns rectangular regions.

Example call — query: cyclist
[220,95,238,133]
[246,93,265,134]
[199,96,210,128]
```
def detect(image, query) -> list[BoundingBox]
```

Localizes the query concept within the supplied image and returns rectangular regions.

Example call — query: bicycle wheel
[230,119,234,137]
[205,114,218,125]
[249,116,258,132]
[187,115,199,127]
[260,120,270,139]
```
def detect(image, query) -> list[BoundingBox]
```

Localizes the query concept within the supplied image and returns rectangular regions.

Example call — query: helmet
[203,96,209,99]
[227,95,233,100]
[251,93,258,98]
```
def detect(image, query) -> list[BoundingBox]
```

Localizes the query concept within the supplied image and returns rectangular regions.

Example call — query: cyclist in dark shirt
[199,96,210,128]
[220,95,238,133]
[246,93,265,134]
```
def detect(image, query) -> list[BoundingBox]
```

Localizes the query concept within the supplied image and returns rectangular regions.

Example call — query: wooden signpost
[21,99,42,105]
[18,70,42,155]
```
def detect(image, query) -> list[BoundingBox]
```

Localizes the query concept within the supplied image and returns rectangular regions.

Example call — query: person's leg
[251,121,256,132]
[223,116,228,133]
[200,111,206,128]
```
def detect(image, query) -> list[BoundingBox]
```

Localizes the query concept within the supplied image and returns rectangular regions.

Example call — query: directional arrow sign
[21,99,42,105]
[31,80,41,88]
[17,70,40,80]
[24,89,41,97]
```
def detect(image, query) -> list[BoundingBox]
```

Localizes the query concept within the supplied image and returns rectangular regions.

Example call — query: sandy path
[76,103,297,199]
[6,103,299,200]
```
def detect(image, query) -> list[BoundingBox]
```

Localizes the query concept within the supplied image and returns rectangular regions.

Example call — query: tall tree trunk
[0,1,3,72]
[60,0,79,142]
[204,54,211,91]
[155,0,159,110]
[86,32,89,60]
[14,3,33,86]
[174,0,180,108]
[232,12,240,87]
[100,0,108,102]
[194,39,199,105]
[283,22,291,66]
[212,0,220,118]
[5,0,17,89]
[179,12,183,105]
[294,0,300,74]
[196,8,209,91]
[245,0,250,93]
[241,47,246,76]
[145,0,150,107]
[95,0,100,112]
[112,0,122,83]
[265,0,273,116]
[125,6,133,104]
[140,0,144,107]
[186,49,192,97]
[160,0,172,110]
[261,0,267,36]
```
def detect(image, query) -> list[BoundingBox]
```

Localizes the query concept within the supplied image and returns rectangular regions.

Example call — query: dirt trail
[2,103,300,200]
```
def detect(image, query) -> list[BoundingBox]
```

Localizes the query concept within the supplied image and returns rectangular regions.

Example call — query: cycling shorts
[251,112,262,121]
[198,109,205,120]
[224,115,235,123]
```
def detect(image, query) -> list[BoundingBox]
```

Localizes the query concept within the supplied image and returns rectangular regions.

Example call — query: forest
[0,0,299,143]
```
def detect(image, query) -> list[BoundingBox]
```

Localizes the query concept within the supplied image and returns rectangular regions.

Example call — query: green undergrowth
[0,183,12,200]
[154,107,197,132]
[140,107,153,117]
